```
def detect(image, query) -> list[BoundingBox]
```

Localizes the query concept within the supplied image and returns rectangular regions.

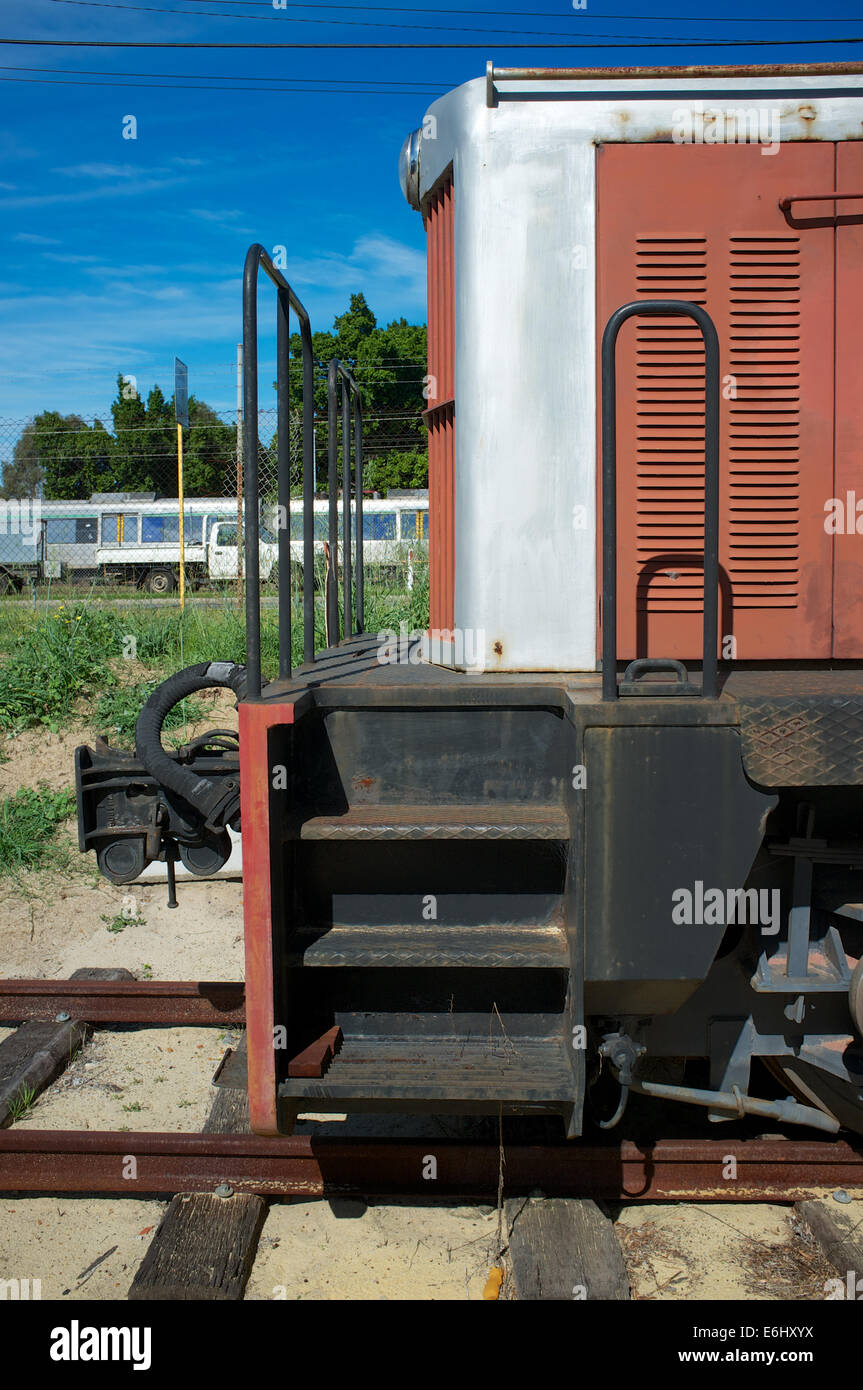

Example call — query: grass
[0,784,76,876]
[6,1084,37,1121]
[95,682,205,749]
[0,567,428,879]
[0,565,428,739]
[0,603,115,732]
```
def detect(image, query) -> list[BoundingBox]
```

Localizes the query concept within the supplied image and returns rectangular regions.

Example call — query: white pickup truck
[97,520,279,594]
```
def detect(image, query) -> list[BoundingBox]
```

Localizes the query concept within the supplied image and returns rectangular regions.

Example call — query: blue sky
[0,0,860,427]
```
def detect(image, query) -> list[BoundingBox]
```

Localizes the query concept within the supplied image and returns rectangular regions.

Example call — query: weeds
[0,568,428,741]
[0,784,76,875]
[100,909,146,934]
[0,604,117,732]
[7,1084,37,1121]
[95,682,205,748]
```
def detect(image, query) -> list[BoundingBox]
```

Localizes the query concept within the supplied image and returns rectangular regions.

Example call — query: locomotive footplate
[727,668,863,787]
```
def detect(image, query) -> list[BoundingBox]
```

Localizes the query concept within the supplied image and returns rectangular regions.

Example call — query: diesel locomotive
[77,63,863,1139]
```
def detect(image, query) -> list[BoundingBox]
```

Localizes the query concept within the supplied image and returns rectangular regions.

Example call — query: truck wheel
[145,567,176,595]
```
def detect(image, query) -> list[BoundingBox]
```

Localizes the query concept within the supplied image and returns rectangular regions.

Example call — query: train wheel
[765,1057,863,1137]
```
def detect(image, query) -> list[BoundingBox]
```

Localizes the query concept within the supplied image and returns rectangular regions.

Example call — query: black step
[279,1034,573,1104]
[285,922,569,968]
[299,803,569,841]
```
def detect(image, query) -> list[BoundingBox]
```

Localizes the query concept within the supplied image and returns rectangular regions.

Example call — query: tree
[182,397,235,496]
[288,293,428,495]
[0,423,45,498]
[37,412,112,500]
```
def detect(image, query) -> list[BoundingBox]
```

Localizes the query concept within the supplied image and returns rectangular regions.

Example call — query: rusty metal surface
[424,174,455,636]
[0,1131,859,1199]
[492,64,863,81]
[0,980,245,1025]
[597,141,836,665]
[834,143,863,656]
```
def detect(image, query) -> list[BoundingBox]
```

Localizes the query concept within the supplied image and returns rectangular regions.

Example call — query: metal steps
[299,802,569,840]
[285,922,569,968]
[278,1034,573,1105]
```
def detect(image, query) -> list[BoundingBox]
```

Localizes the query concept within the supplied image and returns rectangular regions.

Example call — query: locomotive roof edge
[403,67,863,212]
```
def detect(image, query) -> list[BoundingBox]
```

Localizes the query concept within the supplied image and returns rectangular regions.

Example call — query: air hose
[134,661,246,831]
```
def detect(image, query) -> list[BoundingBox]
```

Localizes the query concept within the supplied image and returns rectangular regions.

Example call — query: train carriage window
[102,513,139,545]
[141,513,200,544]
[46,518,97,544]
[314,513,329,541]
[398,510,430,541]
[363,513,396,541]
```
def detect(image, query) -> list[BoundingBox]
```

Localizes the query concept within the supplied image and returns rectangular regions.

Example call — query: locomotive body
[77,64,863,1139]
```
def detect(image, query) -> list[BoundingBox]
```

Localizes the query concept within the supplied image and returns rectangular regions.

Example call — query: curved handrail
[242,243,315,696]
[600,300,720,702]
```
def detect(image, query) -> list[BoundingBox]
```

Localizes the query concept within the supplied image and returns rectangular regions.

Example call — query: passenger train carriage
[0,493,428,591]
[76,63,863,1140]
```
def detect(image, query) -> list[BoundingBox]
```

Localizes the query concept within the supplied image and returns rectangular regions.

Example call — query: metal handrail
[601,300,720,702]
[242,243,315,696]
[326,359,364,642]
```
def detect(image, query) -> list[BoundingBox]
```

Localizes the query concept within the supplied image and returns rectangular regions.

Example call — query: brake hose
[134,661,246,830]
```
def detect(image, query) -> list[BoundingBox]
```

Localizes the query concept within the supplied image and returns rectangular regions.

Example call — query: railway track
[1,971,861,1304]
[1,972,861,1202]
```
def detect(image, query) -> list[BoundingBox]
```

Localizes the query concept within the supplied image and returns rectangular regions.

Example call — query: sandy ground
[0,714,858,1301]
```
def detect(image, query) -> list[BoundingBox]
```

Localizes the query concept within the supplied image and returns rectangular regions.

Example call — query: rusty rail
[0,979,244,1025]
[0,1131,860,1200]
[0,977,861,1201]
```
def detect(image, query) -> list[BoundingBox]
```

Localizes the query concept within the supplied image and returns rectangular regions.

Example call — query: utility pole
[236,342,243,606]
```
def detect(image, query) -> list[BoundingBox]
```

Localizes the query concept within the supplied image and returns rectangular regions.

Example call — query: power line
[5,33,863,48]
[167,0,863,19]
[45,1,709,42]
[0,73,448,91]
[0,63,445,86]
[46,0,863,33]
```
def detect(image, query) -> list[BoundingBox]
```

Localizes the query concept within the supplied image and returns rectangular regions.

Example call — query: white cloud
[55,163,144,180]
[12,232,61,245]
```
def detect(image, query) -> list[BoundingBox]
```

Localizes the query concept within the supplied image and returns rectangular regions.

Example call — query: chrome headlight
[398,127,422,210]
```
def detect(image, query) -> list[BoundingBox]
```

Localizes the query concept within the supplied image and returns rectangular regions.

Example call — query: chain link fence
[0,405,430,632]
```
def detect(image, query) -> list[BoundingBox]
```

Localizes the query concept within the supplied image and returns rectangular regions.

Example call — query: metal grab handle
[601,300,720,702]
[242,243,315,696]
[779,191,863,212]
[326,360,364,643]
[619,657,696,695]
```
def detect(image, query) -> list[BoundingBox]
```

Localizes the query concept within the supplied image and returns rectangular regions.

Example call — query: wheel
[145,567,176,595]
[765,1056,863,1137]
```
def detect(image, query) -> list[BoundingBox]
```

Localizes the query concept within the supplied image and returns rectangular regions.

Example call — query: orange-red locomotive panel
[597,142,841,662]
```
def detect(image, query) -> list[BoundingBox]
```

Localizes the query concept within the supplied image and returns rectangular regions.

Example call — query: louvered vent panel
[598,142,834,661]
[634,237,708,612]
[726,236,800,608]
[424,173,455,632]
